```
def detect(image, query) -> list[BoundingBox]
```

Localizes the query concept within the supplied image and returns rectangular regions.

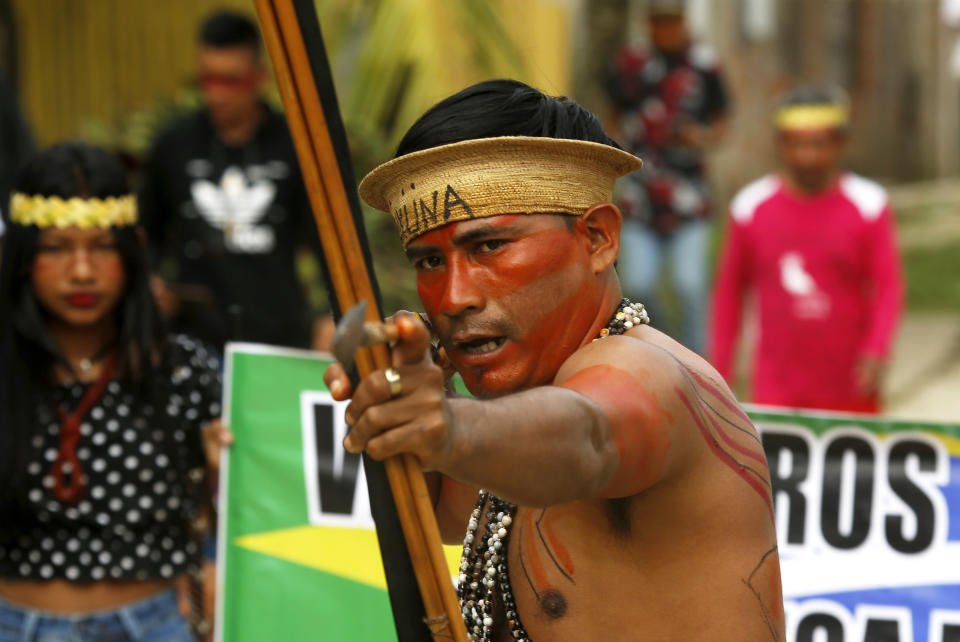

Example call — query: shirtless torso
[435,327,783,641]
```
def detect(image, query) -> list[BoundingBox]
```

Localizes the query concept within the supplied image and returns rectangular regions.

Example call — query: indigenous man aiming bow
[324,79,784,641]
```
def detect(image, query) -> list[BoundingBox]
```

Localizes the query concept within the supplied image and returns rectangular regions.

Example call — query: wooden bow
[251,1,467,640]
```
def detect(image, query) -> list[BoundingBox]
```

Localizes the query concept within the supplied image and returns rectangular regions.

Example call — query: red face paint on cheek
[487,232,571,288]
[518,275,604,386]
[416,265,451,320]
[417,223,580,309]
[560,365,672,496]
[411,225,457,320]
[474,230,608,393]
[413,216,612,396]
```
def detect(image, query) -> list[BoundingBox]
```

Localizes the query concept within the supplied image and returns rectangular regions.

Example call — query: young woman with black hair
[0,141,229,641]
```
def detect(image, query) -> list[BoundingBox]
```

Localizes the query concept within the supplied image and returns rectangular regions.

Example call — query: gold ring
[384,367,403,398]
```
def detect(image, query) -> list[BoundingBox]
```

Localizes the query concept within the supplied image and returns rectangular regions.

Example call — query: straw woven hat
[358,136,642,246]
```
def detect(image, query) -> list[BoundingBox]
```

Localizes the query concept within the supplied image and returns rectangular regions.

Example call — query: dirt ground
[884,313,960,424]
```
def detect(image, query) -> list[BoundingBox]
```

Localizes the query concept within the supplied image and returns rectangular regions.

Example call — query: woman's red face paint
[407,214,611,397]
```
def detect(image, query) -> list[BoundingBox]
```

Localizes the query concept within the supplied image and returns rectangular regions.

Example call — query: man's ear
[580,203,621,274]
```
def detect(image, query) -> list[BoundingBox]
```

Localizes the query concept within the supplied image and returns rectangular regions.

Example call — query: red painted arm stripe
[559,365,672,498]
[678,388,774,520]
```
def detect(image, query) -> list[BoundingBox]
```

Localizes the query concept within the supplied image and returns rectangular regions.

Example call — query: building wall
[14,0,959,189]
[575,0,960,203]
[12,0,252,146]
[11,0,574,152]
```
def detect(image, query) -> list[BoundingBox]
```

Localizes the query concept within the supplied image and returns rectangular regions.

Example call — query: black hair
[0,141,167,500]
[199,9,261,56]
[395,79,621,157]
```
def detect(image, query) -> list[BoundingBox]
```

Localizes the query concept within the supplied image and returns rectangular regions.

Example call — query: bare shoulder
[626,326,761,440]
[627,328,774,512]
[550,325,733,497]
[640,326,738,397]
[554,324,763,483]
[554,324,727,409]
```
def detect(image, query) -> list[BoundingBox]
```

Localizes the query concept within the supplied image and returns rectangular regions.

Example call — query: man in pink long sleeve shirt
[710,87,904,413]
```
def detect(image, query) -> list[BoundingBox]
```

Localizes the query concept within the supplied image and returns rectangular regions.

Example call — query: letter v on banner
[250,2,468,640]
[300,392,369,525]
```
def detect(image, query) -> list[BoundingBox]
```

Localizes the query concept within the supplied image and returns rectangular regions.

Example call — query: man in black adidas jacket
[140,10,328,350]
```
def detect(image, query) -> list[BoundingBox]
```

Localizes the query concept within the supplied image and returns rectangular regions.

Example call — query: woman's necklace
[67,342,116,376]
[456,298,649,641]
[51,356,116,504]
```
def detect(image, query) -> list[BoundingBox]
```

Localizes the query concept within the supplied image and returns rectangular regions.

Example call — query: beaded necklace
[456,298,649,641]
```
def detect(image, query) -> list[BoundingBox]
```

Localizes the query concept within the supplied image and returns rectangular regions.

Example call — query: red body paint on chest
[559,365,672,497]
[520,510,552,590]
[537,508,576,578]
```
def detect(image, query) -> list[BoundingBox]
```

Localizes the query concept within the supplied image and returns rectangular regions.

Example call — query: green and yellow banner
[215,343,960,642]
[214,344,459,642]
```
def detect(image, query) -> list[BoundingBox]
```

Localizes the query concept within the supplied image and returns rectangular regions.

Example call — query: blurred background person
[605,0,728,355]
[709,86,904,414]
[0,142,227,640]
[139,9,330,353]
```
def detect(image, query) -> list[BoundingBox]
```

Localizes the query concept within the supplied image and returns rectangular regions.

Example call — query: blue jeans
[618,218,711,355]
[0,589,193,642]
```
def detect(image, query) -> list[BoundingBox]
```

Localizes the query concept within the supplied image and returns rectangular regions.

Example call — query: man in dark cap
[607,0,729,356]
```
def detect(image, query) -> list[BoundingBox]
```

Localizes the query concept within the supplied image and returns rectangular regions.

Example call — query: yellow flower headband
[9,193,138,229]
[774,104,849,132]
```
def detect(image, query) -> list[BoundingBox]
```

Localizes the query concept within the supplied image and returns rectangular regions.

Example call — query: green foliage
[903,242,960,311]
[80,89,202,157]
[317,0,524,168]
[315,0,525,313]
[892,201,960,312]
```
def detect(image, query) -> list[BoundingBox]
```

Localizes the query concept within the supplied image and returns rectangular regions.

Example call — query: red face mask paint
[409,215,617,397]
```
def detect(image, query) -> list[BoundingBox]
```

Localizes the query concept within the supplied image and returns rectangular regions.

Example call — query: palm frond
[317,0,526,166]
